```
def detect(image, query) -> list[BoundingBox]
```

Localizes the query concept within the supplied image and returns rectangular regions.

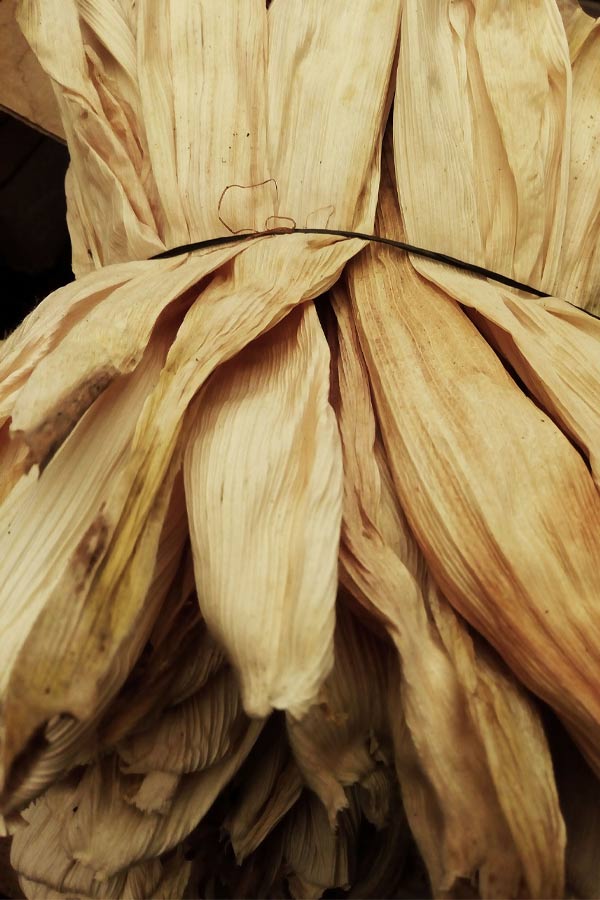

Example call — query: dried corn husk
[394,2,600,483]
[15,802,190,900]
[283,789,360,900]
[11,776,162,899]
[184,304,342,718]
[332,279,564,897]
[396,0,570,292]
[0,333,189,809]
[286,600,392,824]
[121,771,180,818]
[4,1,600,897]
[387,1,600,772]
[117,666,244,775]
[225,717,303,863]
[349,146,600,785]
[8,253,239,462]
[555,1,600,312]
[12,718,261,889]
[0,2,401,808]
[98,562,224,749]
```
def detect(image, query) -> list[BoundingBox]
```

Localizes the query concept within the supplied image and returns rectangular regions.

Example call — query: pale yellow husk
[2,1,600,897]
[0,0,400,802]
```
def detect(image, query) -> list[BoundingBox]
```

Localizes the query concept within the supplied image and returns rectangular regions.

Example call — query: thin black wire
[150,227,600,321]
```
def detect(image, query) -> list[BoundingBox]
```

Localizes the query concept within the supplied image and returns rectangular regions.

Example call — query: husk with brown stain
[2,1,600,898]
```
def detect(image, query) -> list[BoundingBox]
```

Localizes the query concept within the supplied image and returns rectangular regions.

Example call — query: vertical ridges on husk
[2,1,600,897]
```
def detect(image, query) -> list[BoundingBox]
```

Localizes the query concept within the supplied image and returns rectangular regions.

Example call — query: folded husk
[225,717,303,864]
[283,789,360,900]
[117,666,245,775]
[332,278,565,897]
[184,303,342,718]
[555,2,600,313]
[11,719,262,886]
[4,1,600,897]
[286,600,392,824]
[0,4,401,802]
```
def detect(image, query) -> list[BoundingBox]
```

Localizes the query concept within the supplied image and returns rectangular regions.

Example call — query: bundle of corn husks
[1,0,600,897]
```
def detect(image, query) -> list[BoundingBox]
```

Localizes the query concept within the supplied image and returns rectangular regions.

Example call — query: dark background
[0,111,71,338]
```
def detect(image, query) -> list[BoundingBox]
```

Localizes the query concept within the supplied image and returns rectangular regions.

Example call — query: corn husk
[0,335,188,809]
[116,666,245,776]
[387,1,600,772]
[349,135,600,787]
[225,717,303,863]
[15,807,190,900]
[286,600,392,824]
[5,2,398,874]
[3,1,600,897]
[11,775,164,899]
[283,789,360,900]
[0,2,400,810]
[332,279,564,897]
[12,720,261,889]
[184,303,342,718]
[555,1,600,312]
[98,559,224,750]
[393,1,600,486]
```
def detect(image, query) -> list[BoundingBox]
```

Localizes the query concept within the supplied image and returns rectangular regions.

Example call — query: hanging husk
[13,788,192,900]
[184,303,342,719]
[116,666,244,776]
[387,1,600,773]
[224,717,303,864]
[282,788,360,900]
[286,599,393,825]
[0,1,401,810]
[2,0,600,898]
[348,140,600,782]
[0,385,189,810]
[331,278,564,898]
[12,719,261,889]
[97,556,224,750]
[555,1,600,312]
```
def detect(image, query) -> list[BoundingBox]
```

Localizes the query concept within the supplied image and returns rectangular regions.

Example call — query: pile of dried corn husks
[1,0,600,897]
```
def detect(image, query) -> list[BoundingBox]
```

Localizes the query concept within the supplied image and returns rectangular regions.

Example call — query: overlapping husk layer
[1,1,599,897]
